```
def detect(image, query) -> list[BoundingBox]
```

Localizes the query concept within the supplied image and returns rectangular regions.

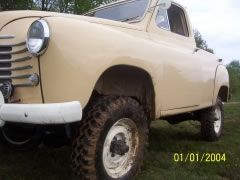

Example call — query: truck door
[147,2,207,112]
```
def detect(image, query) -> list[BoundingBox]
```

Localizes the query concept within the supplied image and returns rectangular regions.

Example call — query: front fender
[39,17,157,108]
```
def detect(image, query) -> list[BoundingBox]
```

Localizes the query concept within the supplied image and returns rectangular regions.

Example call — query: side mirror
[157,0,171,10]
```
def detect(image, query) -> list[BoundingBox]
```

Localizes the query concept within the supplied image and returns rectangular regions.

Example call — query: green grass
[231,93,240,102]
[138,103,240,180]
[231,88,240,102]
[0,103,239,180]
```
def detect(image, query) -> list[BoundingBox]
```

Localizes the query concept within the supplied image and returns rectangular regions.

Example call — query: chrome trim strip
[0,42,26,47]
[167,105,199,111]
[0,35,15,39]
[0,56,32,63]
[0,65,32,71]
[0,48,28,55]
[0,74,31,80]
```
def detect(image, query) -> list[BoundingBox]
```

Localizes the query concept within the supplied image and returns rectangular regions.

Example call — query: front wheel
[71,96,149,180]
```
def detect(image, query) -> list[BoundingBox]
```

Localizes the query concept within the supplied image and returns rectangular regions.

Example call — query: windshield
[85,0,149,22]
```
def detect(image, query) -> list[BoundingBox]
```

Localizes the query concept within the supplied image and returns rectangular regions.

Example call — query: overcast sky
[176,0,240,64]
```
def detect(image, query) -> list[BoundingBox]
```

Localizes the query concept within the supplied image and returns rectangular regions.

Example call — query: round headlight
[26,19,50,56]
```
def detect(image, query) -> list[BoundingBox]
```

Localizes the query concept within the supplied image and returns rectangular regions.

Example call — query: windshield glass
[85,0,149,22]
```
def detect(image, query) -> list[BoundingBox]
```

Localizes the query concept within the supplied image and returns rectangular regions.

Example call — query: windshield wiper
[119,15,141,22]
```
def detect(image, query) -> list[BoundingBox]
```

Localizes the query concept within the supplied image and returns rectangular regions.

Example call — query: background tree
[0,0,117,13]
[0,0,35,10]
[194,29,214,54]
[227,60,240,100]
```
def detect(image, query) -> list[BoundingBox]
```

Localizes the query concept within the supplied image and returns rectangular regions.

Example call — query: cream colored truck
[0,0,229,179]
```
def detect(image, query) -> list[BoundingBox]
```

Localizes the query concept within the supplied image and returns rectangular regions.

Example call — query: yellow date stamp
[173,153,226,163]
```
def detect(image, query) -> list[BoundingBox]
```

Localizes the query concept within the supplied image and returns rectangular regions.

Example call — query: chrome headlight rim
[26,19,50,56]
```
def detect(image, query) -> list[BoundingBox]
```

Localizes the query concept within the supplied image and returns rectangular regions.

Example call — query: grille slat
[0,42,26,47]
[0,48,28,55]
[0,65,32,71]
[0,74,31,80]
[0,54,11,59]
[0,47,12,52]
[0,62,11,67]
[0,45,12,84]
[12,83,35,87]
[0,35,15,39]
[0,35,32,86]
[0,56,32,63]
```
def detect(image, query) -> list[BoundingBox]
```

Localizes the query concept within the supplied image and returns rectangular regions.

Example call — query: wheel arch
[213,65,230,104]
[218,86,229,102]
[89,65,156,120]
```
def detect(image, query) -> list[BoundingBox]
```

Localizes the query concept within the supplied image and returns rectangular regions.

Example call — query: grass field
[0,103,239,180]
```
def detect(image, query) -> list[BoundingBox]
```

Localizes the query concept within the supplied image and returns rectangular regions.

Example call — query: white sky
[175,0,240,64]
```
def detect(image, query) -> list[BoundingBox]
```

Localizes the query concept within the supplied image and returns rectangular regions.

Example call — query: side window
[156,9,170,30]
[155,4,189,37]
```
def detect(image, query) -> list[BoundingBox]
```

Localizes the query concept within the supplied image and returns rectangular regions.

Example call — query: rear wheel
[0,122,42,150]
[71,96,149,180]
[200,98,224,141]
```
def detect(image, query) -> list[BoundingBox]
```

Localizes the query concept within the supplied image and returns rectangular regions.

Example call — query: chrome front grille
[0,45,12,85]
[0,35,33,97]
[0,18,43,104]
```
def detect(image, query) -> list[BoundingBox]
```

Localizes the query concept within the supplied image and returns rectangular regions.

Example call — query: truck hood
[0,10,142,31]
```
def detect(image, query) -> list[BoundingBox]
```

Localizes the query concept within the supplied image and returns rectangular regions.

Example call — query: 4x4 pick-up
[0,0,229,179]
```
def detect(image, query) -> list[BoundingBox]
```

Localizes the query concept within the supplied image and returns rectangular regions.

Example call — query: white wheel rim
[102,118,139,178]
[214,107,222,134]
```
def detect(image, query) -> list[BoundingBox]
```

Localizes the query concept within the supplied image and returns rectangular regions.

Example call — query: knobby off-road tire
[200,98,224,141]
[71,96,149,180]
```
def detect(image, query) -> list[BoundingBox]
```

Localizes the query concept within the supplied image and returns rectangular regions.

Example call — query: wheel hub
[102,118,139,178]
[214,107,222,133]
[110,136,129,156]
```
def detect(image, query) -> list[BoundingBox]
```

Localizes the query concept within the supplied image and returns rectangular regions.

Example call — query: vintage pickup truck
[0,0,229,179]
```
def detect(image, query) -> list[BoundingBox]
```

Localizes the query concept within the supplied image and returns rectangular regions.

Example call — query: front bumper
[0,92,82,127]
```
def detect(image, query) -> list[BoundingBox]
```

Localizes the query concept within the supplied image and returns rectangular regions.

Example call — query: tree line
[0,0,116,14]
[194,30,214,54]
[227,61,240,101]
